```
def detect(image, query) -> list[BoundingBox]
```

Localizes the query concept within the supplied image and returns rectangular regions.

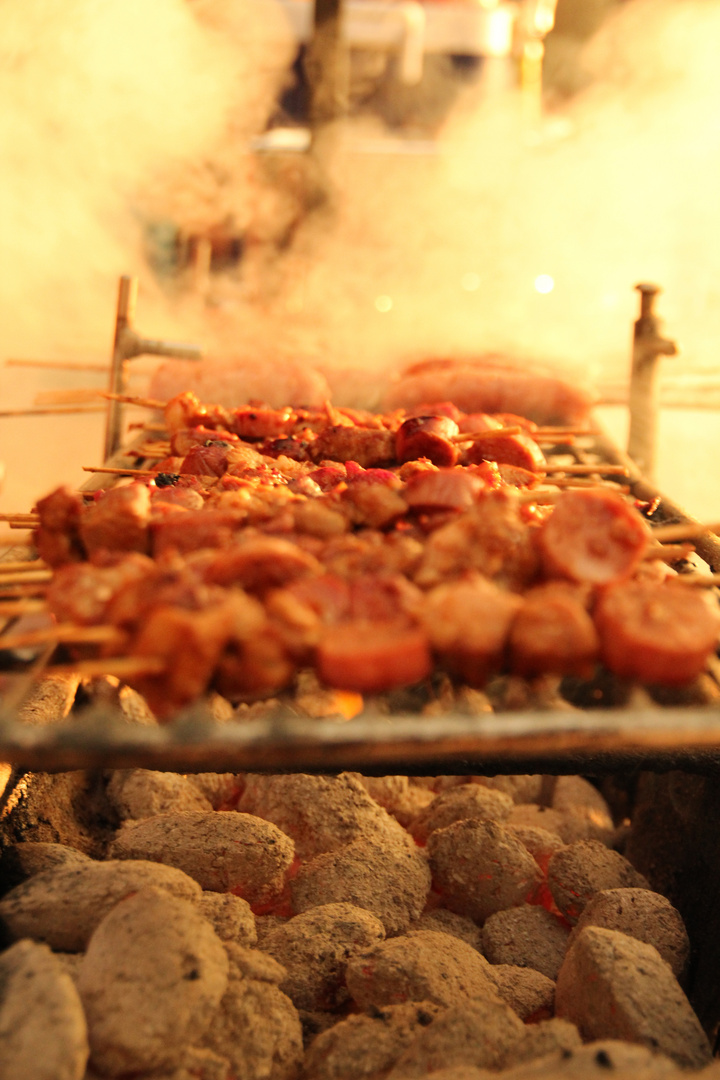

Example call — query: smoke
[0,0,293,360]
[3,0,720,384]
[0,0,293,514]
[2,0,720,517]
[267,0,720,395]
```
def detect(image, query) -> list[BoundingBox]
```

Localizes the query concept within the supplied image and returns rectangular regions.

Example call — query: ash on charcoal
[262,902,385,1011]
[299,1001,445,1080]
[567,888,690,981]
[510,1018,584,1066]
[198,892,257,946]
[409,909,484,951]
[78,887,229,1076]
[237,772,412,859]
[106,769,213,820]
[350,774,435,828]
[0,858,202,951]
[504,824,566,869]
[490,964,556,1021]
[198,942,303,1080]
[501,1039,682,1080]
[290,838,431,936]
[389,1010,582,1078]
[345,929,500,1011]
[1,761,718,1080]
[555,926,712,1068]
[550,777,615,845]
[384,997,527,1077]
[186,773,242,809]
[0,840,91,894]
[427,819,542,923]
[409,784,514,843]
[110,810,295,903]
[0,939,89,1080]
[548,840,650,923]
[470,776,545,804]
[505,804,569,841]
[482,905,570,980]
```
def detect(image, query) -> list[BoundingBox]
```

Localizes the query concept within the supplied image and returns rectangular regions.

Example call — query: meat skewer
[3,382,716,717]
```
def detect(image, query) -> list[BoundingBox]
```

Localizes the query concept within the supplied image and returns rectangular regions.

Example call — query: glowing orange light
[375,295,393,312]
[332,691,364,720]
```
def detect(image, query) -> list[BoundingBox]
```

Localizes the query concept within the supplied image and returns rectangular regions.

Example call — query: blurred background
[1,0,719,519]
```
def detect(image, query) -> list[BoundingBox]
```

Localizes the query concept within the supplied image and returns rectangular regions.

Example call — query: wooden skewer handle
[0,624,123,651]
[103,392,167,410]
[47,656,166,678]
[81,466,157,477]
[651,521,720,542]
[451,426,522,443]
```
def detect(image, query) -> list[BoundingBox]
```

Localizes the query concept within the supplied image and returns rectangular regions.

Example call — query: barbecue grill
[5,7,720,1074]
[3,282,720,1064]
[0,277,718,779]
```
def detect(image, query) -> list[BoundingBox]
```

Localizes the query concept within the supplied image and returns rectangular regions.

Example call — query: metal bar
[627,283,678,482]
[3,705,720,775]
[104,276,137,462]
[103,276,203,461]
[306,0,348,139]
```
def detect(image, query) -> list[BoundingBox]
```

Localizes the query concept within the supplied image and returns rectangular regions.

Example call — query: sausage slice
[594,580,720,685]
[538,490,650,585]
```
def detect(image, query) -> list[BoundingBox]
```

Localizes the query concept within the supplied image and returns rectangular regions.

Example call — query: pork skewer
[4,383,717,718]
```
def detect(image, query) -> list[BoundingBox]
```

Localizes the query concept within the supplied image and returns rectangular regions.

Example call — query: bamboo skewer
[0,569,51,585]
[0,559,46,573]
[0,583,49,597]
[451,426,522,443]
[0,406,107,418]
[643,543,696,562]
[650,522,720,542]
[46,656,166,679]
[0,623,124,651]
[675,572,720,587]
[0,514,39,524]
[539,477,631,492]
[534,435,577,446]
[81,466,157,478]
[534,426,590,436]
[540,463,629,476]
[0,600,48,616]
[103,392,166,410]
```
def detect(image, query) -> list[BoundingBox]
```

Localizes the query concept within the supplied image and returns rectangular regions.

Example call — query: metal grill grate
[1,418,720,775]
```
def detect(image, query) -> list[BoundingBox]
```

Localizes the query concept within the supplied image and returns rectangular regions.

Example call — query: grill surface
[1,416,719,775]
